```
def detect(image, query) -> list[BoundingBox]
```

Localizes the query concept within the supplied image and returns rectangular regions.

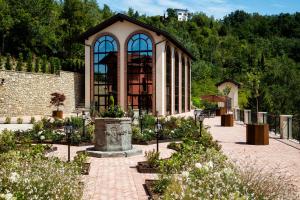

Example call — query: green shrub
[101,105,125,118]
[26,52,33,72]
[0,129,16,152]
[34,57,40,72]
[41,55,47,73]
[30,116,35,124]
[16,53,23,71]
[141,128,155,141]
[33,121,44,133]
[4,117,11,124]
[145,149,160,168]
[132,126,143,142]
[70,132,81,145]
[16,117,23,124]
[69,116,83,129]
[142,114,156,129]
[4,54,12,70]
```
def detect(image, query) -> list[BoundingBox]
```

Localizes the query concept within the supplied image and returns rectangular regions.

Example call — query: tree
[16,52,23,71]
[0,0,13,55]
[247,71,261,113]
[41,55,47,73]
[26,52,33,72]
[4,53,12,70]
[34,57,40,73]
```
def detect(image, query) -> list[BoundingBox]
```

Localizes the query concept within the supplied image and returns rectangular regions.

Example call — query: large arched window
[93,35,118,112]
[182,56,185,112]
[127,33,153,112]
[166,46,172,114]
[175,51,179,113]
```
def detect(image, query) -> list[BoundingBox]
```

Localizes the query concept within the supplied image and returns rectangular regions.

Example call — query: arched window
[166,46,172,114]
[175,51,179,113]
[182,56,185,112]
[127,33,153,112]
[93,35,118,112]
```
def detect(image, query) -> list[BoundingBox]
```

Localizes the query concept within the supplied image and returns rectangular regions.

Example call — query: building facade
[80,14,194,116]
[174,9,189,21]
[216,79,241,110]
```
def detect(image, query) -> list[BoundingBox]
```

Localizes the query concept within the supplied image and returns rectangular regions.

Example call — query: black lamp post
[198,114,205,137]
[82,110,87,138]
[139,109,144,134]
[155,117,163,153]
[194,109,202,124]
[64,124,73,162]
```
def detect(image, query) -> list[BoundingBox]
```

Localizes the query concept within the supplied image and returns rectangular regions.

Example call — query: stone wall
[0,70,84,117]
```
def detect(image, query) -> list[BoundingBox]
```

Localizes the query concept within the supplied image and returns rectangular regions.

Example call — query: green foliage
[26,52,33,72]
[4,117,11,124]
[16,117,23,124]
[109,95,114,107]
[4,54,11,70]
[69,116,83,130]
[145,149,160,168]
[0,129,16,152]
[30,116,35,124]
[15,53,23,71]
[41,55,47,73]
[34,57,40,72]
[101,105,125,118]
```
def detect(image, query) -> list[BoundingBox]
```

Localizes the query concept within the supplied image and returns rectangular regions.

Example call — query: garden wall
[0,70,84,117]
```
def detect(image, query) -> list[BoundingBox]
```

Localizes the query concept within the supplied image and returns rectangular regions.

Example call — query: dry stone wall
[0,70,84,117]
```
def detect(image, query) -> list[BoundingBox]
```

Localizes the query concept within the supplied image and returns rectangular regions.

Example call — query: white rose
[4,193,13,200]
[40,135,45,140]
[9,172,19,183]
[195,163,202,169]
[207,161,214,169]
[182,171,189,178]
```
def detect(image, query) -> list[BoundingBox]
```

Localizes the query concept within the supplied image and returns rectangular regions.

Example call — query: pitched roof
[215,79,241,88]
[78,13,195,60]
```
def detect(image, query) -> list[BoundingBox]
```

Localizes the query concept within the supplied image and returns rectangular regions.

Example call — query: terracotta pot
[246,124,269,145]
[52,110,63,119]
[221,114,233,127]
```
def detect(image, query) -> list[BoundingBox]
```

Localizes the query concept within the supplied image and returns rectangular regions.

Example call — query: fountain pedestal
[86,118,142,158]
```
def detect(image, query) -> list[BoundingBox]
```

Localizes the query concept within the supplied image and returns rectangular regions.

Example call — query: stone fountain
[86,117,142,158]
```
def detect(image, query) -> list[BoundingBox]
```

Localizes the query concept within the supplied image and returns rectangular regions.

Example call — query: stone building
[80,13,194,116]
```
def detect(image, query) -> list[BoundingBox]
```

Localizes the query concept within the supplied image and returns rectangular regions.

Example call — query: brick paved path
[204,116,300,193]
[48,143,174,200]
[48,115,300,199]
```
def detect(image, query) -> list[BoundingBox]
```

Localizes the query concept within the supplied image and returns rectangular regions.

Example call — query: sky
[97,0,300,19]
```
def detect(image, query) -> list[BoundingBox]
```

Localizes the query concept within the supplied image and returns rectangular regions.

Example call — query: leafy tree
[4,53,11,70]
[34,57,40,73]
[15,52,23,71]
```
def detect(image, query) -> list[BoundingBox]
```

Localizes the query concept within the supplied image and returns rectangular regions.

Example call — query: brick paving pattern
[48,114,300,199]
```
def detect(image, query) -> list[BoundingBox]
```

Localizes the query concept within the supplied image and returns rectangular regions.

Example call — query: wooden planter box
[137,161,159,173]
[144,179,160,200]
[52,110,63,119]
[221,114,233,127]
[246,124,269,145]
[216,107,226,116]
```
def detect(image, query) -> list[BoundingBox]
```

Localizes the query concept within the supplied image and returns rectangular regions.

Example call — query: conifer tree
[16,53,23,71]
[5,54,12,70]
[34,58,40,73]
[27,52,33,72]
[41,55,47,73]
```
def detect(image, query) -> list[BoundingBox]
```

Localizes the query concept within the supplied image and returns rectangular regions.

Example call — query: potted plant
[50,92,66,119]
[221,86,233,127]
[246,72,269,145]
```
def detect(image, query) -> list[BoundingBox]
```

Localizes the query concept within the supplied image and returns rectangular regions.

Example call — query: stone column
[171,46,175,115]
[155,41,166,116]
[280,115,292,139]
[178,52,182,113]
[244,110,251,124]
[258,112,267,124]
[84,43,91,109]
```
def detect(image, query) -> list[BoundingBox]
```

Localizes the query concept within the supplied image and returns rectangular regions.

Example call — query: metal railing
[240,109,244,122]
[266,114,280,135]
[289,117,300,143]
[251,111,257,124]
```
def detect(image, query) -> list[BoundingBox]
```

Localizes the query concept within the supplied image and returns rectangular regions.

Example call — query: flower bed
[0,130,87,199]
[146,129,298,199]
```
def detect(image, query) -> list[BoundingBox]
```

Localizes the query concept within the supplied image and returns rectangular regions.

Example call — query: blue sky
[97,0,300,19]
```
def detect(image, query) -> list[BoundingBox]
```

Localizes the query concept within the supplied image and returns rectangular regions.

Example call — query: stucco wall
[0,70,84,117]
[217,82,239,109]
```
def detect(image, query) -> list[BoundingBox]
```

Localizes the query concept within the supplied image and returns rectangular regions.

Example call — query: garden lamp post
[139,109,144,134]
[82,110,87,138]
[194,109,202,124]
[198,114,205,137]
[155,117,163,153]
[64,124,73,162]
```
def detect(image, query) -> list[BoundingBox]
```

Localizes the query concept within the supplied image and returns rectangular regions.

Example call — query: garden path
[205,116,300,194]
[48,143,174,200]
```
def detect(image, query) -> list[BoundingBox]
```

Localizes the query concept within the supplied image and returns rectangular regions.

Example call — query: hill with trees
[0,0,299,116]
